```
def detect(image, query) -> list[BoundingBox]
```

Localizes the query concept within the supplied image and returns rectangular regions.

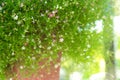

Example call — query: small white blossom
[45,1,47,4]
[12,14,18,20]
[91,8,95,11]
[22,34,25,38]
[20,66,24,69]
[71,11,74,14]
[50,51,53,55]
[32,39,35,42]
[59,6,62,9]
[39,45,42,48]
[12,52,15,55]
[54,63,60,69]
[52,10,58,14]
[20,3,24,7]
[26,38,29,42]
[2,3,5,6]
[14,15,18,20]
[46,10,49,13]
[59,37,64,42]
[0,6,2,11]
[23,18,26,21]
[87,44,91,48]
[56,5,59,9]
[49,57,52,61]
[33,46,36,49]
[13,28,18,31]
[86,56,90,59]
[47,46,51,50]
[28,56,30,59]
[17,20,22,25]
[41,13,44,16]
[21,46,25,50]
[9,78,13,80]
[32,57,36,60]
[31,65,35,69]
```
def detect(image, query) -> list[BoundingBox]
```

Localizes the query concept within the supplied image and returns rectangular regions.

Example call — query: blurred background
[60,0,120,80]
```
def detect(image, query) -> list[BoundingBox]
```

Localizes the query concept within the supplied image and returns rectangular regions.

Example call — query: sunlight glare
[70,72,82,80]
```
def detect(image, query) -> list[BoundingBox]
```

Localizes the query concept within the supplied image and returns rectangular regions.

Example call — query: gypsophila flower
[54,63,60,69]
[33,46,36,49]
[9,78,13,80]
[14,15,18,20]
[17,20,22,25]
[45,1,47,4]
[12,52,15,55]
[46,10,49,13]
[50,51,53,55]
[32,57,36,60]
[41,13,44,16]
[12,14,18,20]
[20,66,24,69]
[47,46,51,50]
[0,6,2,11]
[30,8,33,10]
[59,37,64,42]
[39,45,42,48]
[2,2,5,6]
[21,46,25,50]
[20,3,24,7]
[22,34,25,38]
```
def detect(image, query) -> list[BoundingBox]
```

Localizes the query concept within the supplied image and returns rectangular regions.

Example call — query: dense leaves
[0,0,112,79]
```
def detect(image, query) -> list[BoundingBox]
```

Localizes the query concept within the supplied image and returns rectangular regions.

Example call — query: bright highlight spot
[113,16,120,35]
[70,72,82,80]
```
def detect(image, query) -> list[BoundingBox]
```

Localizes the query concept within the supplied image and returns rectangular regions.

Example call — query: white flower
[22,34,25,38]
[54,63,60,69]
[17,20,22,25]
[20,3,24,7]
[0,6,2,11]
[47,46,51,50]
[12,52,15,55]
[12,14,18,20]
[32,57,36,60]
[49,57,52,61]
[20,66,24,69]
[41,13,44,16]
[87,44,91,48]
[14,15,18,20]
[59,37,64,42]
[9,78,13,80]
[21,46,25,50]
[45,1,47,4]
[52,10,58,14]
[32,39,35,42]
[50,51,53,55]
[39,45,42,48]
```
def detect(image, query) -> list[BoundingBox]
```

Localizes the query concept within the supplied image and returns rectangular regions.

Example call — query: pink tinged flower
[48,13,55,18]
[48,10,58,18]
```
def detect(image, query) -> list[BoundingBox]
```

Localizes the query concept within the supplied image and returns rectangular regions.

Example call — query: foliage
[118,36,120,49]
[0,0,112,79]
